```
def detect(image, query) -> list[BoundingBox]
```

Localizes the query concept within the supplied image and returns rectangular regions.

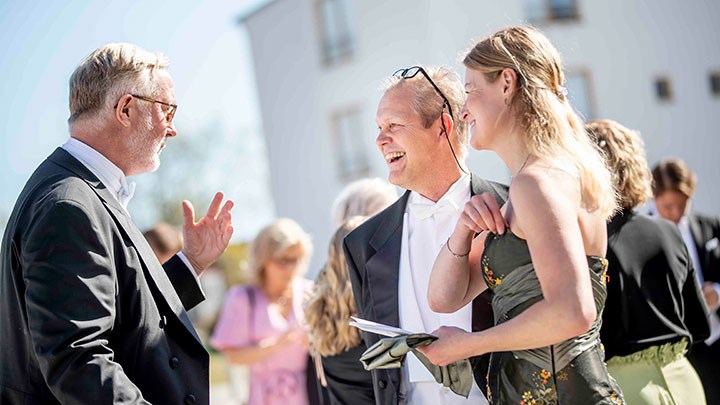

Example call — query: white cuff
[176,252,204,294]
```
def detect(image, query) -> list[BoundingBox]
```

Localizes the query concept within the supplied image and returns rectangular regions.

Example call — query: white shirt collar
[405,174,470,211]
[678,215,690,231]
[61,137,136,211]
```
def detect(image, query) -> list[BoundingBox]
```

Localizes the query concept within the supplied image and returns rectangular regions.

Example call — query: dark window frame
[330,105,370,181]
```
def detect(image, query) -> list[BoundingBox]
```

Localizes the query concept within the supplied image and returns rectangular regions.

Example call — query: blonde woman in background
[588,120,709,404]
[306,178,397,404]
[421,26,623,403]
[212,218,313,405]
[306,216,372,405]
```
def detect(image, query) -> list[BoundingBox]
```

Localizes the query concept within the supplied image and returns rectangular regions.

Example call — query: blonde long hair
[305,216,367,357]
[585,120,652,210]
[463,26,617,217]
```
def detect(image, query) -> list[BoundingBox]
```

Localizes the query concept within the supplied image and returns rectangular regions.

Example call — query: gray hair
[332,178,398,227]
[68,43,169,127]
[383,65,469,158]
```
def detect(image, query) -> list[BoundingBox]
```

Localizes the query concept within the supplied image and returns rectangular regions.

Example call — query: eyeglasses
[131,94,177,122]
[272,256,303,268]
[393,66,454,121]
[392,66,467,174]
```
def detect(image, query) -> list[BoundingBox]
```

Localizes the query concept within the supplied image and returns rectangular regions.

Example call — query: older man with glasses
[0,43,233,405]
[344,65,507,404]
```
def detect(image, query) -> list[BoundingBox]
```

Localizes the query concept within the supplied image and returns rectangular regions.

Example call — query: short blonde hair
[586,120,652,210]
[305,216,367,356]
[463,26,617,218]
[651,158,697,199]
[69,43,169,125]
[383,66,469,158]
[331,178,397,227]
[249,218,313,285]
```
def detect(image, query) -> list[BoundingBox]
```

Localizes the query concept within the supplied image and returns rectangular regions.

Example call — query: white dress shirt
[62,137,136,212]
[61,138,197,275]
[398,174,486,404]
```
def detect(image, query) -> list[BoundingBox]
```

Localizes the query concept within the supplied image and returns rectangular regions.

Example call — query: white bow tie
[118,181,136,209]
[409,200,459,220]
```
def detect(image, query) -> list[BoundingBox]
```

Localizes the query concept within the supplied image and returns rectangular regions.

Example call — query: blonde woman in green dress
[418,26,623,404]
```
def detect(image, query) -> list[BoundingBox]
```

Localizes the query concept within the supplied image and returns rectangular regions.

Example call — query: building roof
[236,0,278,24]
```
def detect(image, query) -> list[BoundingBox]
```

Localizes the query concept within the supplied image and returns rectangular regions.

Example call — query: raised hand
[181,192,234,276]
[458,192,507,235]
[703,282,720,312]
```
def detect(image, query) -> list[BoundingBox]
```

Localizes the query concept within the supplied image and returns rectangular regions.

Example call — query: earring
[504,98,509,106]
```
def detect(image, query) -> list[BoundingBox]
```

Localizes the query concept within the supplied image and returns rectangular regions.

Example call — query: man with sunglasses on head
[0,43,234,405]
[344,66,507,404]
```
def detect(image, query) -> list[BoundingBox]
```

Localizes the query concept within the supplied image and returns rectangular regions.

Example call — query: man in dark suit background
[343,66,507,405]
[652,157,720,404]
[0,43,234,404]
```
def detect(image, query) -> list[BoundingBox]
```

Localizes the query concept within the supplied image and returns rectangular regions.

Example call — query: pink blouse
[211,279,311,405]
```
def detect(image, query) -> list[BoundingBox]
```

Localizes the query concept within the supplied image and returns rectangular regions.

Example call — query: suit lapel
[364,177,507,329]
[103,203,201,344]
[365,191,410,328]
[48,148,201,344]
[469,174,509,333]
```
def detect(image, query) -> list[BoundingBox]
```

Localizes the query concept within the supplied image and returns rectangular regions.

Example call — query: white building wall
[243,0,720,273]
[244,0,338,272]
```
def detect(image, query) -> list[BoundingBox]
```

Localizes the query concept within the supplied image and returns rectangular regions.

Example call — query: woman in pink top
[212,218,313,405]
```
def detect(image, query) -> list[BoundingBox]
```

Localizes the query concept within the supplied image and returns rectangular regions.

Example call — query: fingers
[217,200,234,244]
[182,200,196,226]
[462,194,506,234]
[205,192,225,219]
[222,223,234,246]
[461,204,484,233]
[221,199,234,214]
[479,193,506,234]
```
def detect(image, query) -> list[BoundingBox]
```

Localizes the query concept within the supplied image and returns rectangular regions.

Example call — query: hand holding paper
[349,317,474,398]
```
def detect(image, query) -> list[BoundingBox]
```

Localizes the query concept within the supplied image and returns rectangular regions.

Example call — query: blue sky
[0,0,274,239]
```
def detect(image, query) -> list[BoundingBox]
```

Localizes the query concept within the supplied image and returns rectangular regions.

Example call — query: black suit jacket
[0,148,209,404]
[343,175,508,405]
[600,210,710,359]
[689,213,720,287]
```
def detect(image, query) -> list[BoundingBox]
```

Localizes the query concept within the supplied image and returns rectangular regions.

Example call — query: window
[565,70,595,119]
[710,72,720,96]
[332,107,369,180]
[316,0,355,66]
[654,77,673,101]
[524,0,579,23]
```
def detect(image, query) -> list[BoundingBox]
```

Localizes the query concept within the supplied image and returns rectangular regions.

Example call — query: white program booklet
[349,316,414,337]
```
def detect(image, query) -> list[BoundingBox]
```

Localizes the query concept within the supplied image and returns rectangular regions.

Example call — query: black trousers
[687,340,720,405]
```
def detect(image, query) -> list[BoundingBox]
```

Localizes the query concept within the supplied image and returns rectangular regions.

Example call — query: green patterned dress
[481,231,624,404]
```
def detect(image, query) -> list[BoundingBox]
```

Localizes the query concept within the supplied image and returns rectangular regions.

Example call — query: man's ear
[115,94,133,128]
[500,67,518,99]
[439,111,454,139]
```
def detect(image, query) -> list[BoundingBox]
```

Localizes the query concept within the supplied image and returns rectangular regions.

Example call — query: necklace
[513,154,531,177]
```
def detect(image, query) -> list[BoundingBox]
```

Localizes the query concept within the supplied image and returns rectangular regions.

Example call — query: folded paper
[359,333,474,398]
